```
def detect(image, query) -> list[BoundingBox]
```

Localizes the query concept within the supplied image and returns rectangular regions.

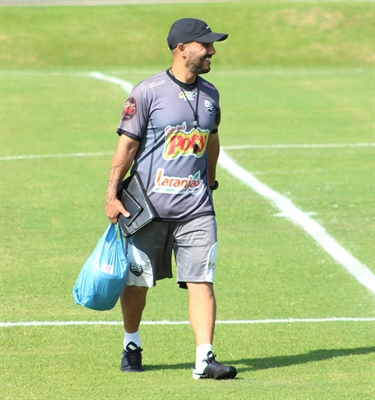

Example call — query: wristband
[210,180,219,191]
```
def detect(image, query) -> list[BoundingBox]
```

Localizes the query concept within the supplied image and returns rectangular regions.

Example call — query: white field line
[88,71,134,94]
[1,317,374,328]
[0,151,114,161]
[2,72,375,297]
[219,150,375,295]
[0,72,125,162]
[222,143,375,150]
[2,144,374,162]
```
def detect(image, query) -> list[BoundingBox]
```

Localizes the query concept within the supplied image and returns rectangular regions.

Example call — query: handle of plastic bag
[114,222,124,243]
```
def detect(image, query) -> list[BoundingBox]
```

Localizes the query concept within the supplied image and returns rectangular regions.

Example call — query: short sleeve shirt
[116,70,221,222]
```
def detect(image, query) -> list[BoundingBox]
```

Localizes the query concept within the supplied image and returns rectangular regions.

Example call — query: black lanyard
[168,69,200,129]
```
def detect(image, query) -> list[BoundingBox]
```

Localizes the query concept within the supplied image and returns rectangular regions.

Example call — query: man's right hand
[105,199,130,225]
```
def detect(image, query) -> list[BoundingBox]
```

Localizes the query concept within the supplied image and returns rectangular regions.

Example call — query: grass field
[1,2,374,399]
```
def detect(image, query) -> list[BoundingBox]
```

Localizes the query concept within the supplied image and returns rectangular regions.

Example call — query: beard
[186,54,211,75]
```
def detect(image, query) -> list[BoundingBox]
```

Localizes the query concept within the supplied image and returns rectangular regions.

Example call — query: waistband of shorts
[153,211,215,223]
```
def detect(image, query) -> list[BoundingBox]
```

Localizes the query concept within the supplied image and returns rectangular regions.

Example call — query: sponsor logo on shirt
[149,80,165,88]
[202,81,216,91]
[163,122,209,160]
[121,97,137,121]
[153,168,203,195]
[179,91,197,101]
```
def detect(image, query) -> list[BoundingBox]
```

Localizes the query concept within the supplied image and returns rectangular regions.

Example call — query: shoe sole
[193,369,237,380]
[121,368,144,372]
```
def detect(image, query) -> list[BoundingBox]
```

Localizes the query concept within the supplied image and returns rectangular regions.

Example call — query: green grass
[2,324,374,399]
[1,2,374,399]
[218,69,373,145]
[1,2,373,69]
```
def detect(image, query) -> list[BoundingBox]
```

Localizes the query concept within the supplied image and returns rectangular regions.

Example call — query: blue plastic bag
[73,223,128,311]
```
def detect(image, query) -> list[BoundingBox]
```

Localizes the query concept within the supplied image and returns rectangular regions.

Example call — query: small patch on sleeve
[121,97,137,121]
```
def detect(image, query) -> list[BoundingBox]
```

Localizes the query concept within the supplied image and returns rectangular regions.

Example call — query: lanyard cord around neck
[181,87,200,129]
[169,69,200,129]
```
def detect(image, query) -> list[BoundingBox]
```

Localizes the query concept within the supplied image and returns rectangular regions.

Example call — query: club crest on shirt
[121,97,137,121]
[204,100,214,117]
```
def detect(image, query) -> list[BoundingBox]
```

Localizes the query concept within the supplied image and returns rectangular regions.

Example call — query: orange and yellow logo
[163,122,209,160]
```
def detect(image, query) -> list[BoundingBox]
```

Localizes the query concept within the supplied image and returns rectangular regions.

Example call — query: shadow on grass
[237,346,375,372]
[145,346,375,373]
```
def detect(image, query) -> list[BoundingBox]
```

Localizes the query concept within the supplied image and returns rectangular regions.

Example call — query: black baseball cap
[167,18,228,50]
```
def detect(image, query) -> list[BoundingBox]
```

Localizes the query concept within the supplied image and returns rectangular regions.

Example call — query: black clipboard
[117,172,158,237]
[118,190,143,227]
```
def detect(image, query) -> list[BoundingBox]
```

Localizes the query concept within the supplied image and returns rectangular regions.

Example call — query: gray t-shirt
[116,69,221,222]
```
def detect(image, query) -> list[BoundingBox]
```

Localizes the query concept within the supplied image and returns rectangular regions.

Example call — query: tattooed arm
[105,134,140,224]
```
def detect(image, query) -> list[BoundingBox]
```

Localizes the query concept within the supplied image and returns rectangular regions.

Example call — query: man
[105,18,237,380]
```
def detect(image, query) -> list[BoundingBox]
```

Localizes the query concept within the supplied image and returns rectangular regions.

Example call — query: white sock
[124,330,141,349]
[195,343,212,371]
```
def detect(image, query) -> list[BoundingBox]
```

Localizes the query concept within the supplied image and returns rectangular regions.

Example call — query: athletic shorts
[125,215,218,289]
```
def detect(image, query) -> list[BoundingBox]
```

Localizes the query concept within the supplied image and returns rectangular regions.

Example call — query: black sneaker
[192,351,237,380]
[120,342,143,372]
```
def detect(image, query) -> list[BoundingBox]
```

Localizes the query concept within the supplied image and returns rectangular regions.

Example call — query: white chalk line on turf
[88,71,134,93]
[223,143,375,150]
[0,152,114,161]
[3,72,374,296]
[219,150,375,295]
[1,317,374,328]
[2,144,374,162]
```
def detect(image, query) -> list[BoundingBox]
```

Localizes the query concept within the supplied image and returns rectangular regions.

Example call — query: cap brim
[196,32,228,44]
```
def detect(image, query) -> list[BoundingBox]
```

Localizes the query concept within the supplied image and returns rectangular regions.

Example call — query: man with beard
[104,18,237,380]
